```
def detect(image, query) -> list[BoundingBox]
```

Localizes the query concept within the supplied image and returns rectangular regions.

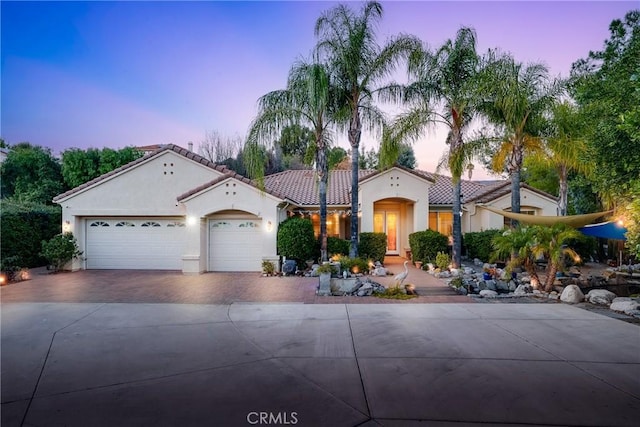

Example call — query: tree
[570,10,639,254]
[531,224,582,292]
[491,226,541,288]
[479,52,561,226]
[381,27,483,268]
[198,131,243,163]
[397,144,416,169]
[246,59,339,262]
[61,147,143,189]
[0,143,63,204]
[328,147,347,169]
[314,0,418,258]
[276,124,314,158]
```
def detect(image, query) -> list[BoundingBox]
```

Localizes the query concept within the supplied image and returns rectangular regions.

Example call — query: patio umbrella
[479,206,612,228]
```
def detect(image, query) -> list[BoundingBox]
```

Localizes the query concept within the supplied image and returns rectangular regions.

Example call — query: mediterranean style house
[53,144,558,273]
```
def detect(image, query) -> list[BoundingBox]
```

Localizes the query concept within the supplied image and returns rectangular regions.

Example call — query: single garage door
[86,218,184,270]
[209,219,262,271]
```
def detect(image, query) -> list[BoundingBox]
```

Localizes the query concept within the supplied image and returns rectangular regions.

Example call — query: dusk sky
[1,1,636,179]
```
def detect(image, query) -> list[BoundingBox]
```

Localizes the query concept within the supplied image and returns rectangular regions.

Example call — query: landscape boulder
[610,298,640,314]
[479,290,498,298]
[586,289,617,305]
[560,285,584,304]
[514,284,533,296]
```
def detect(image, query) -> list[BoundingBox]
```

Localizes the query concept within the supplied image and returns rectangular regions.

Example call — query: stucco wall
[359,168,430,236]
[179,177,282,273]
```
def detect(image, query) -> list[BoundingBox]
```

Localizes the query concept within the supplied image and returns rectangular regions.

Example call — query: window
[90,221,109,227]
[429,211,453,236]
[167,222,185,227]
[504,210,535,228]
[141,221,161,227]
[310,213,340,238]
[115,221,135,227]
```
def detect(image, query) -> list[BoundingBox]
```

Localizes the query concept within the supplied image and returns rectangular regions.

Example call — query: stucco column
[182,216,203,274]
[360,199,374,232]
[414,198,429,232]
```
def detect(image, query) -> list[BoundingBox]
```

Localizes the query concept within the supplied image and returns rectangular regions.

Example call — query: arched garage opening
[207,210,262,272]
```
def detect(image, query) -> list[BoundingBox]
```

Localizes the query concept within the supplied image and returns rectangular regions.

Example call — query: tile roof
[262,168,529,206]
[53,144,228,202]
[177,171,285,202]
[263,169,372,206]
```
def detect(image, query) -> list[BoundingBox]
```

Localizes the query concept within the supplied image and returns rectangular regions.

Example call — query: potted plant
[262,260,275,276]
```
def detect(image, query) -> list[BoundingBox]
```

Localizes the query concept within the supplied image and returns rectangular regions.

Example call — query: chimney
[188,141,193,152]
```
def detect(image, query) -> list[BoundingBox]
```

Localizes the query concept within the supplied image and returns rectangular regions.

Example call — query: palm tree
[533,100,593,216]
[245,60,339,262]
[491,226,541,288]
[314,0,418,258]
[380,27,483,268]
[479,52,561,226]
[530,224,582,292]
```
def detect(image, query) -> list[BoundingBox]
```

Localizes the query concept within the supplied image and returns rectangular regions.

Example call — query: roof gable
[53,144,227,202]
[177,171,285,202]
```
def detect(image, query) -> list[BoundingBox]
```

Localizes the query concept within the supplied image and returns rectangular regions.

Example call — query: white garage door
[86,218,184,270]
[209,219,262,271]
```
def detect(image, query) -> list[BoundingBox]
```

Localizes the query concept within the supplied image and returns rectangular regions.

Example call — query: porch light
[186,216,198,226]
[62,221,72,233]
[266,221,273,232]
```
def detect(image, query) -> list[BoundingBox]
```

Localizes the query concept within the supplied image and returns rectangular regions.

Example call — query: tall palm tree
[534,100,593,216]
[245,60,340,262]
[380,27,483,268]
[479,52,561,226]
[314,0,418,258]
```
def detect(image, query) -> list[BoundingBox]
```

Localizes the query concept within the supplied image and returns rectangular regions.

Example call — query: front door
[374,211,399,255]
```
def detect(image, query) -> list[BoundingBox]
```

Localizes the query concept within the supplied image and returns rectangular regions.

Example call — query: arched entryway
[373,198,415,256]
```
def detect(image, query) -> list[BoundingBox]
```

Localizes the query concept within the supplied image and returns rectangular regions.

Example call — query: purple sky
[1,1,636,179]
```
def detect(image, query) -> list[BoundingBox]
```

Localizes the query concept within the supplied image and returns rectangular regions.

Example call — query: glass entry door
[373,211,399,255]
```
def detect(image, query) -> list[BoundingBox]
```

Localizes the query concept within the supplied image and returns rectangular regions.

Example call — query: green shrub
[409,229,448,264]
[435,251,451,270]
[40,232,83,272]
[564,234,597,264]
[0,255,22,282]
[359,232,387,263]
[374,286,417,300]
[327,237,350,257]
[1,200,62,268]
[463,229,502,262]
[337,255,369,274]
[277,217,318,265]
[262,260,275,275]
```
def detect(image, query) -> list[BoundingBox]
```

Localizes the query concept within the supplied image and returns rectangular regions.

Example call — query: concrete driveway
[2,300,639,426]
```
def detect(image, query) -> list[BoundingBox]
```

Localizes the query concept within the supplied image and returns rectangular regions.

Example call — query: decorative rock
[474,258,483,266]
[450,268,461,277]
[427,263,435,271]
[371,267,387,277]
[520,275,531,283]
[586,289,617,305]
[548,293,560,300]
[479,290,498,298]
[495,280,509,291]
[330,278,361,295]
[610,298,640,314]
[484,280,497,291]
[560,285,584,304]
[356,282,374,296]
[514,284,534,296]
[602,270,617,279]
[463,267,475,275]
[436,271,452,279]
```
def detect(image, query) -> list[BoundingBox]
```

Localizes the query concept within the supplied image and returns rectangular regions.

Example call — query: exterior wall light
[62,221,72,233]
[266,221,273,232]
[186,216,198,226]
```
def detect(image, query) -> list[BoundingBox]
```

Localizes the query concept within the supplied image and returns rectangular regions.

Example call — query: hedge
[463,229,502,262]
[409,229,448,264]
[359,232,387,263]
[327,237,350,257]
[277,217,318,266]
[1,200,61,268]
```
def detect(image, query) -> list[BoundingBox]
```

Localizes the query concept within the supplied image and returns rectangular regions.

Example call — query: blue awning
[577,221,627,240]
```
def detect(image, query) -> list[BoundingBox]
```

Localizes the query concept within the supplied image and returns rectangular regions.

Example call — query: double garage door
[85,218,185,270]
[85,217,262,271]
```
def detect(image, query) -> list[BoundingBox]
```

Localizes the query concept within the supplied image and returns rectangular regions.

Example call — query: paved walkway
[2,302,639,426]
[0,257,468,305]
